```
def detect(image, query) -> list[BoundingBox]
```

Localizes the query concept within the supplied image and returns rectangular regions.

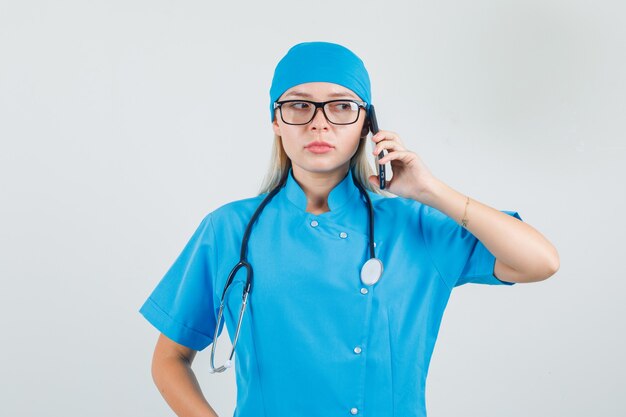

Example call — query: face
[272,82,369,177]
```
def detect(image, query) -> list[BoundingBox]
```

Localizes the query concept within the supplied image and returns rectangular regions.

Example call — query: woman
[139,41,559,417]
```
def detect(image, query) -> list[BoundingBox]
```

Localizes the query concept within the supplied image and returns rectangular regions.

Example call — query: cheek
[279,131,302,158]
[280,128,300,146]
[342,127,364,148]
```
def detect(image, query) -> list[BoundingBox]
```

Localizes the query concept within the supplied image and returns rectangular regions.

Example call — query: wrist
[419,178,469,226]
[417,177,448,208]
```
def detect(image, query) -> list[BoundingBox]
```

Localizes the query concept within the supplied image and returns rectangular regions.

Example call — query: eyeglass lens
[280,101,361,125]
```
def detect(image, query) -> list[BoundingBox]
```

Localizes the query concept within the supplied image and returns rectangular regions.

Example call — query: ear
[360,116,370,138]
[272,116,281,136]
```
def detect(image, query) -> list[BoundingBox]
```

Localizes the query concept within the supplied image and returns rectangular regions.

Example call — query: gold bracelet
[460,196,470,228]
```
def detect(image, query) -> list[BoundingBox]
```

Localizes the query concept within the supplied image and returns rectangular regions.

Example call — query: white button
[350,408,359,415]
[353,346,362,354]
[373,242,376,247]
[339,232,348,238]
[310,220,319,227]
[360,288,368,295]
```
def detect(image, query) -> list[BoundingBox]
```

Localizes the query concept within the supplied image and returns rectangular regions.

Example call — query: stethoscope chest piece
[360,257,384,286]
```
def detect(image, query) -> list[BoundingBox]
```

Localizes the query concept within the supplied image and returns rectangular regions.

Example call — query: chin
[293,160,351,175]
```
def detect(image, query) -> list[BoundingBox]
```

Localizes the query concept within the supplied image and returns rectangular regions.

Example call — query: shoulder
[365,191,456,235]
[202,193,268,231]
[367,191,428,220]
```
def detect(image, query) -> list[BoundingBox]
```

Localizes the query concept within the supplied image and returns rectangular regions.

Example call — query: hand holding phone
[368,105,386,190]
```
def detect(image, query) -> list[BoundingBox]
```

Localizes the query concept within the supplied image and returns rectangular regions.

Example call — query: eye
[329,101,356,111]
[288,101,311,110]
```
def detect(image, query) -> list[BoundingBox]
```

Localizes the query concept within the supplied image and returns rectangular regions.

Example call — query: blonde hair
[258,129,394,198]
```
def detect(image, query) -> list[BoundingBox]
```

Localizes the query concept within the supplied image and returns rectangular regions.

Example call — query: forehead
[281,82,360,100]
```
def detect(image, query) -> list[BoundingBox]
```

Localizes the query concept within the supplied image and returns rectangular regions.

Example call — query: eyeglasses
[273,99,367,125]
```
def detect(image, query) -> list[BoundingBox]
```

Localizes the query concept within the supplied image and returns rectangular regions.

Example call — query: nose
[309,106,329,130]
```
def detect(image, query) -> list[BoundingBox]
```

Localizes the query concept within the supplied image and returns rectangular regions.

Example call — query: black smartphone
[368,105,386,189]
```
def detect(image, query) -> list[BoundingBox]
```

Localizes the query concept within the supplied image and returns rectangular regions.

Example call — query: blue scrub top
[139,167,522,417]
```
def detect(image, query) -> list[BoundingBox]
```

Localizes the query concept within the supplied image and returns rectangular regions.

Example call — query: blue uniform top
[139,167,522,417]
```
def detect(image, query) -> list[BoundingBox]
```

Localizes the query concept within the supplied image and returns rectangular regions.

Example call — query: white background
[1,0,624,416]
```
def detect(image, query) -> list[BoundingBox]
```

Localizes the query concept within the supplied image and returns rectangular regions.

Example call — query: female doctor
[139,41,560,417]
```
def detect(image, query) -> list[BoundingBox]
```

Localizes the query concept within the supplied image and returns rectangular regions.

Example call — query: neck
[291,164,350,214]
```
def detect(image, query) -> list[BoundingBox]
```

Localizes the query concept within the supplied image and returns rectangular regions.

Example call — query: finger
[372,139,405,155]
[369,174,395,191]
[378,150,413,165]
[371,130,400,143]
[371,133,406,153]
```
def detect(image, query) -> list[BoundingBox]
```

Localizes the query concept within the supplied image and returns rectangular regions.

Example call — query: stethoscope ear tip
[224,360,233,369]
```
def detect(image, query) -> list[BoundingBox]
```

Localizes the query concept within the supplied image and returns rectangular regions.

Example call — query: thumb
[368,175,380,189]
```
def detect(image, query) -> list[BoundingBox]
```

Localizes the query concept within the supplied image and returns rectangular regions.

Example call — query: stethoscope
[209,166,384,373]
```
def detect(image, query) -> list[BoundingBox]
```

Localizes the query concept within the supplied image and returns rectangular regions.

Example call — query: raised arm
[422,178,560,283]
[366,130,559,284]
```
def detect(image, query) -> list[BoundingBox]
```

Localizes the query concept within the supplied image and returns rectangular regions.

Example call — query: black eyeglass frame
[273,99,368,125]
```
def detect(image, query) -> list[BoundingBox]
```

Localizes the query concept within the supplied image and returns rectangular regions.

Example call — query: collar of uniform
[283,166,359,213]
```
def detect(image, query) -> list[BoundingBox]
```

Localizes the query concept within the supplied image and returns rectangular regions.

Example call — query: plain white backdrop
[1,0,624,416]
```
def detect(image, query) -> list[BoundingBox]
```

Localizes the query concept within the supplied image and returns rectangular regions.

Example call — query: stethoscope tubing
[209,167,379,373]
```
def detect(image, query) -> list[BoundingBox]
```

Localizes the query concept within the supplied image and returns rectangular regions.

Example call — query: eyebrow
[283,90,360,100]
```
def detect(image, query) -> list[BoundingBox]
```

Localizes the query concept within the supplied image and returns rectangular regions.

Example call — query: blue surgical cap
[269,41,372,122]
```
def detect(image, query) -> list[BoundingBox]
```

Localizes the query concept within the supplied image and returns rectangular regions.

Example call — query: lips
[305,140,334,154]
[306,140,334,148]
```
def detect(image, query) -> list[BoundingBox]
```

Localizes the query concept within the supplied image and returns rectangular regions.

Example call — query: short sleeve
[420,204,523,289]
[139,213,222,351]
